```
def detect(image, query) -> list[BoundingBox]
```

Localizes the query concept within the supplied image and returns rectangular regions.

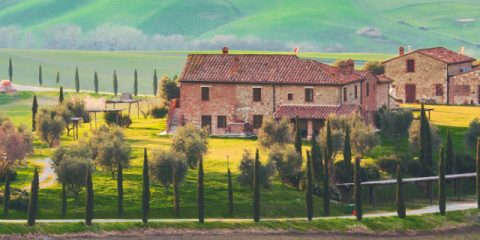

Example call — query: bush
[268,144,302,187]
[377,155,400,175]
[406,160,423,177]
[118,115,132,128]
[361,163,380,181]
[465,118,480,151]
[150,150,188,189]
[150,105,168,119]
[0,188,28,212]
[379,109,413,137]
[454,153,476,173]
[104,112,132,128]
[408,120,441,152]
[363,61,385,75]
[334,161,353,183]
[238,150,275,189]
[258,117,293,149]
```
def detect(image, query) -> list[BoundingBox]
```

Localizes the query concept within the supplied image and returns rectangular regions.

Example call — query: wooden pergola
[105,99,142,119]
[69,117,82,140]
[336,172,476,208]
[85,109,123,129]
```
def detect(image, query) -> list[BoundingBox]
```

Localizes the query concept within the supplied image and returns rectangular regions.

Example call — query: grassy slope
[0,1,479,53]
[0,49,393,94]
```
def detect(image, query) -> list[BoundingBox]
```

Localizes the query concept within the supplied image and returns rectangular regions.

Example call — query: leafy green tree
[36,109,65,147]
[268,144,302,186]
[172,124,209,169]
[159,75,180,101]
[56,72,60,85]
[396,164,406,218]
[253,149,260,222]
[311,131,323,183]
[354,156,362,221]
[27,168,39,226]
[197,156,205,223]
[32,95,38,131]
[419,104,434,176]
[134,69,138,96]
[8,58,13,82]
[323,147,330,216]
[305,150,313,221]
[75,67,80,93]
[363,61,384,75]
[142,148,150,224]
[238,150,274,189]
[477,138,480,210]
[438,147,446,215]
[150,150,187,189]
[0,116,33,176]
[446,131,455,174]
[38,65,43,86]
[3,172,10,215]
[343,126,351,165]
[117,162,124,216]
[94,72,99,94]
[113,70,118,96]
[59,86,64,103]
[85,168,94,226]
[227,158,234,216]
[258,117,293,149]
[294,117,302,155]
[153,69,158,96]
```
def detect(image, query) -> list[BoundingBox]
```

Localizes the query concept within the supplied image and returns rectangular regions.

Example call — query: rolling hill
[0,0,479,54]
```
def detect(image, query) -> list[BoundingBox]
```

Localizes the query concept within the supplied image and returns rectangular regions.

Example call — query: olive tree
[150,150,188,189]
[258,117,293,149]
[0,115,33,176]
[36,109,65,147]
[268,144,302,187]
[238,149,274,189]
[89,125,131,178]
[409,120,441,153]
[172,124,208,169]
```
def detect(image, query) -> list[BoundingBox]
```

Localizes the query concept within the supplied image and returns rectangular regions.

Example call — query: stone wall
[450,69,480,104]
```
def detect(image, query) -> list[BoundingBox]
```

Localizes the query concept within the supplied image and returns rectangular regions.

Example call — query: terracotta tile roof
[384,47,476,65]
[179,54,365,85]
[376,74,394,84]
[274,104,360,119]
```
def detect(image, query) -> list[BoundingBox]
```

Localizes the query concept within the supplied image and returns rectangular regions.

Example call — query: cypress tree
[3,172,10,215]
[305,150,313,221]
[173,164,180,217]
[354,156,362,221]
[326,120,333,162]
[419,104,434,176]
[94,72,99,94]
[75,67,80,93]
[343,126,352,166]
[396,164,406,218]
[446,131,455,174]
[113,70,118,96]
[323,147,330,216]
[311,131,323,183]
[477,138,480,209]
[197,155,205,223]
[253,149,260,222]
[153,69,158,96]
[134,69,138,97]
[38,65,42,86]
[227,158,234,216]
[294,117,302,155]
[27,168,39,226]
[56,72,60,85]
[142,148,150,224]
[59,87,64,103]
[32,95,38,132]
[85,168,94,226]
[61,179,67,217]
[439,147,446,215]
[117,162,124,217]
[9,58,13,82]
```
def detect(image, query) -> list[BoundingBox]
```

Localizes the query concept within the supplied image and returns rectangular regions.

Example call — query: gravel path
[22,158,56,191]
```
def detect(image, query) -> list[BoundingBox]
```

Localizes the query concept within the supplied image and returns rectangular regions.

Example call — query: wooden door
[405,84,416,103]
[201,115,212,132]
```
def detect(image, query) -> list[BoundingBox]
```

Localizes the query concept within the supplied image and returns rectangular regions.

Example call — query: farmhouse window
[366,82,370,97]
[253,115,263,129]
[217,115,227,128]
[343,87,347,102]
[253,87,262,102]
[435,84,443,96]
[354,85,358,99]
[305,88,314,102]
[201,87,209,101]
[287,93,293,100]
[406,59,415,72]
[454,85,470,96]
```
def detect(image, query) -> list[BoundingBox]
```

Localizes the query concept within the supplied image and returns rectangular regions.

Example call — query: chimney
[222,46,229,54]
[399,46,405,56]
[339,59,355,74]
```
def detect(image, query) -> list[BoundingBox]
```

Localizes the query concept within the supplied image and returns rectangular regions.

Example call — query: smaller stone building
[450,68,480,104]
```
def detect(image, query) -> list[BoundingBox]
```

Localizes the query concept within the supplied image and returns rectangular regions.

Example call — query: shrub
[409,120,441,153]
[172,124,209,169]
[150,150,187,189]
[334,161,353,183]
[258,117,293,149]
[0,188,29,212]
[465,118,480,151]
[361,162,380,181]
[150,105,168,119]
[377,155,400,175]
[363,61,385,75]
[238,150,274,189]
[406,160,423,177]
[268,144,302,187]
[104,112,131,128]
[118,115,132,128]
[379,109,413,137]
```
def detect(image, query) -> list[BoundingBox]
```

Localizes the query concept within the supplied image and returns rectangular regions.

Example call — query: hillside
[0,0,479,54]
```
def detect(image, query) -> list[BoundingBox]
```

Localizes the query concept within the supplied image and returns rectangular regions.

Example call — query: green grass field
[1,0,480,53]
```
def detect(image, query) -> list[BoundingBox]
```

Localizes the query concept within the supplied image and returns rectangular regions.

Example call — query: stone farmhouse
[383,46,478,104]
[168,47,391,138]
